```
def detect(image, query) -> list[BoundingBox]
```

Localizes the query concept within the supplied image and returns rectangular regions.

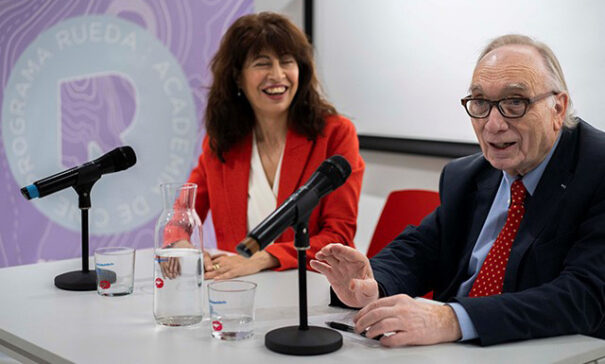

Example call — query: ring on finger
[213,263,220,271]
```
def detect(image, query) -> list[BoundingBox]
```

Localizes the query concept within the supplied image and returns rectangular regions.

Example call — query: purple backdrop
[0,0,253,267]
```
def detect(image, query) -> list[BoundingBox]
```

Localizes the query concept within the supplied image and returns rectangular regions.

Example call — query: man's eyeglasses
[461,91,559,119]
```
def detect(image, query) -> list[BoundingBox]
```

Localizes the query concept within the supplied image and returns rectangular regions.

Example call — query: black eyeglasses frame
[460,91,559,119]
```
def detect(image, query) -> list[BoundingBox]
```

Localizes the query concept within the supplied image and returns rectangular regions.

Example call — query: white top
[247,133,285,232]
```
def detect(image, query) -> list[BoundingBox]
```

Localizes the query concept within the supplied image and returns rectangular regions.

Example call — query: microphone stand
[264,216,343,355]
[54,180,115,290]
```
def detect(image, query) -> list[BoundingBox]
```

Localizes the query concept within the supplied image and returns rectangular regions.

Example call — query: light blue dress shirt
[449,135,560,341]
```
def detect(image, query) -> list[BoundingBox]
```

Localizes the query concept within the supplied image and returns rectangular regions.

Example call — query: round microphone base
[265,326,342,356]
[54,270,98,291]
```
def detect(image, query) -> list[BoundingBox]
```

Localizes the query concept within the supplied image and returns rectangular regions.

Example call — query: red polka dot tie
[469,179,527,297]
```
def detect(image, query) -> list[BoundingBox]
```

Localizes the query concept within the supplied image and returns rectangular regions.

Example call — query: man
[310,34,605,346]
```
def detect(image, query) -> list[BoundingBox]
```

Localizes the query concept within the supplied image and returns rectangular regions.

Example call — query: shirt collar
[502,132,561,196]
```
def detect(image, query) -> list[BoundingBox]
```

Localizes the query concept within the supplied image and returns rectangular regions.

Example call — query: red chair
[366,189,440,299]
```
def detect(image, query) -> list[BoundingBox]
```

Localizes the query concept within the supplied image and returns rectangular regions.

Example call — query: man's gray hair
[477,34,576,127]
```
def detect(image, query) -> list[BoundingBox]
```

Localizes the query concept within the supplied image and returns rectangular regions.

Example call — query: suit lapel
[469,168,503,251]
[504,127,576,291]
[445,166,502,296]
[277,129,313,204]
[222,135,253,242]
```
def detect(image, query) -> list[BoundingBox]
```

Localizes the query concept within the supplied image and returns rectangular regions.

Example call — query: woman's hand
[203,250,220,274]
[205,250,279,280]
[159,240,194,279]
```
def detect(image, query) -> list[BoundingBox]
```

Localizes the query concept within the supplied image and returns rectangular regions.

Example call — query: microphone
[20,146,137,200]
[236,155,351,257]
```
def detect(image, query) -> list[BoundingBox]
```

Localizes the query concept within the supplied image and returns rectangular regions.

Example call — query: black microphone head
[317,155,352,190]
[114,146,137,171]
[98,146,137,173]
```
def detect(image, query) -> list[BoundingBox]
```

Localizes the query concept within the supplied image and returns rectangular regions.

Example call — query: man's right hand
[310,244,379,308]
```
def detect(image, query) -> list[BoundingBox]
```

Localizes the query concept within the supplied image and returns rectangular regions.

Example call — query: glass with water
[153,183,204,326]
[208,280,257,340]
[94,246,135,296]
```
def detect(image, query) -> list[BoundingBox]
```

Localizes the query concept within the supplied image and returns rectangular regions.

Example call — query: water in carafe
[153,183,204,326]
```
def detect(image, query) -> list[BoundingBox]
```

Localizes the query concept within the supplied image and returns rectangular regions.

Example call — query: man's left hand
[354,294,462,346]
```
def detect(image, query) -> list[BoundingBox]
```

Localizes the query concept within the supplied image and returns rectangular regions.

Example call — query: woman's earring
[237,89,242,97]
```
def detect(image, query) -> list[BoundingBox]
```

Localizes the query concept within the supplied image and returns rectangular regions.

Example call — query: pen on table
[325,321,383,340]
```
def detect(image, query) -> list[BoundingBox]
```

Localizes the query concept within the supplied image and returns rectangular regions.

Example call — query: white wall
[315,0,605,143]
[360,150,447,198]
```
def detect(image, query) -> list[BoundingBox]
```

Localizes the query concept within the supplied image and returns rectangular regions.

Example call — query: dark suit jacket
[371,119,605,346]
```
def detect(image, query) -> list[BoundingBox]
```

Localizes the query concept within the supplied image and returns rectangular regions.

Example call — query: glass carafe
[153,182,203,326]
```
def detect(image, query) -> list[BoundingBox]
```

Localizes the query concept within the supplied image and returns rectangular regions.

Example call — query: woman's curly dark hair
[205,12,337,161]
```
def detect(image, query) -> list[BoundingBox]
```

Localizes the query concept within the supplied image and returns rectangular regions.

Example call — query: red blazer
[187,115,364,270]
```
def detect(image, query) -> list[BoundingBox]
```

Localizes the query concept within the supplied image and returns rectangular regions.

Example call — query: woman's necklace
[257,139,283,167]
[256,133,284,187]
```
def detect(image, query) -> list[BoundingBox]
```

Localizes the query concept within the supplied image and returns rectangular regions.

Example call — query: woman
[168,12,364,280]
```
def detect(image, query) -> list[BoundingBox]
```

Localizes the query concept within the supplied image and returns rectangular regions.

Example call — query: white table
[1,249,604,364]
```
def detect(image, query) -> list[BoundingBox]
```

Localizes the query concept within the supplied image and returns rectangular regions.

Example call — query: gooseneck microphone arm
[73,181,96,278]
[294,222,310,330]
